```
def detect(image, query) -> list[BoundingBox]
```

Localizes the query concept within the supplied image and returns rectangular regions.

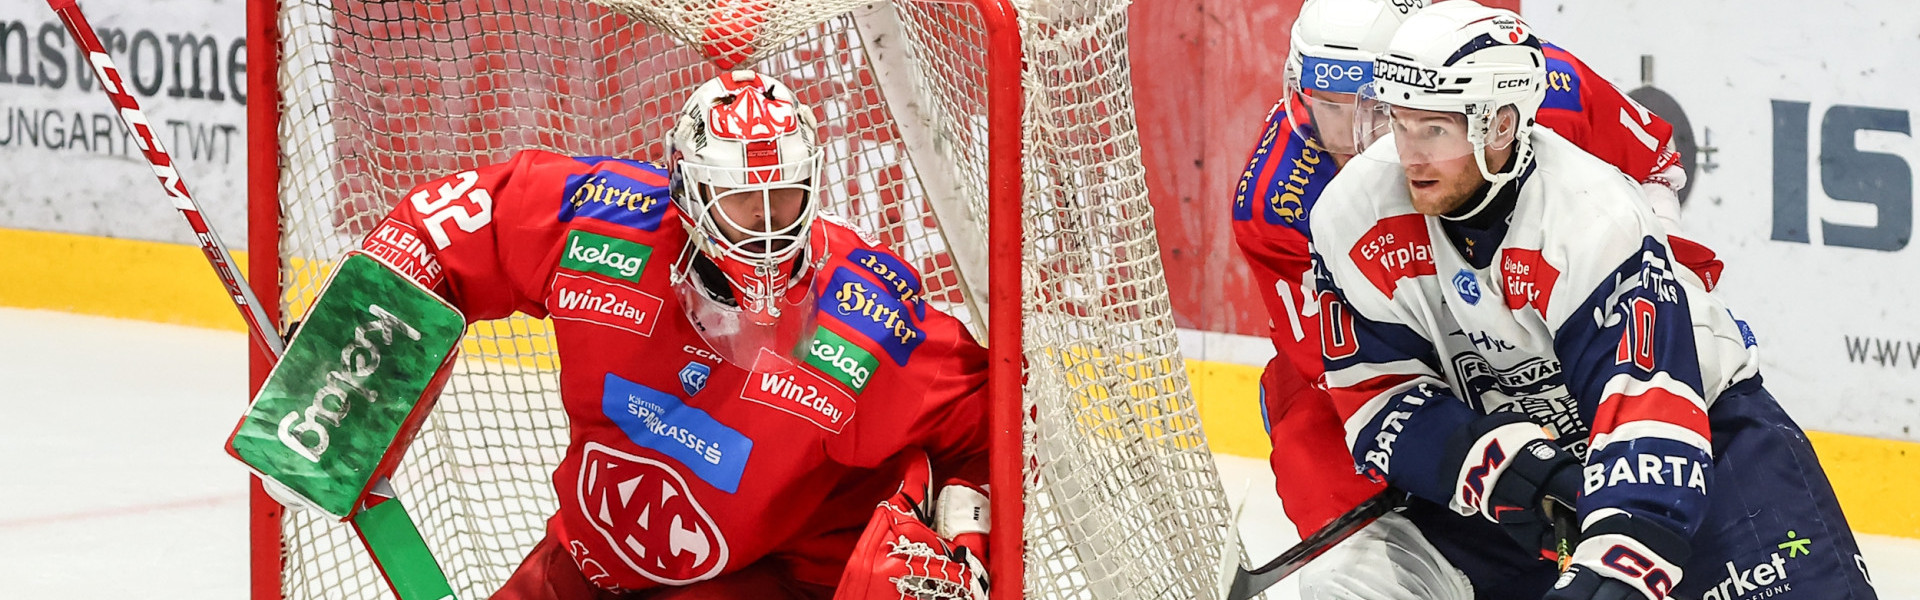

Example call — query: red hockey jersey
[360,150,990,592]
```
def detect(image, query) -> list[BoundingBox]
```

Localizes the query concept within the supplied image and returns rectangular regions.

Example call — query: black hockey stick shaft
[1225,490,1404,600]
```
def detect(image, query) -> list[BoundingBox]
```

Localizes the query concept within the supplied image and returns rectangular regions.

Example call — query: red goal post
[246,0,1233,598]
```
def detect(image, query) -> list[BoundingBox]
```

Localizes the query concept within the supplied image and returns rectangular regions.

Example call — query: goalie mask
[666,70,827,367]
[1282,0,1426,155]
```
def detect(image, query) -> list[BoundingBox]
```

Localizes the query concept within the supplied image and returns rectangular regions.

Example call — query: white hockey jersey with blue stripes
[1307,127,1759,543]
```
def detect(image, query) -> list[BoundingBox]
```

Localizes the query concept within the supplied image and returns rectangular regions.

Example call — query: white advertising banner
[1526,1,1920,441]
[0,0,247,247]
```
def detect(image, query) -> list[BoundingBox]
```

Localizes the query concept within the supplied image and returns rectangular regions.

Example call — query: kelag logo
[600,374,751,493]
[559,163,670,231]
[823,267,925,365]
[804,328,878,393]
[560,230,652,283]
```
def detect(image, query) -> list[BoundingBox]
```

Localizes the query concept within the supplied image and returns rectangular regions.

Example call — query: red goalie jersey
[361,150,990,596]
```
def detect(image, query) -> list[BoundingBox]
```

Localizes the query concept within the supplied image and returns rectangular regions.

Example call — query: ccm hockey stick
[46,2,459,598]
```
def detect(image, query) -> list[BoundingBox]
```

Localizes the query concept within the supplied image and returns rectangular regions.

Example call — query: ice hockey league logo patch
[680,362,711,396]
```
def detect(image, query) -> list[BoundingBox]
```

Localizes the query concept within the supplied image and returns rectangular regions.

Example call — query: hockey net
[253,0,1233,598]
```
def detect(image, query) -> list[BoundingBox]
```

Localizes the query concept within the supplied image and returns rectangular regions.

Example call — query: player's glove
[1552,513,1690,600]
[834,450,990,600]
[1444,413,1583,562]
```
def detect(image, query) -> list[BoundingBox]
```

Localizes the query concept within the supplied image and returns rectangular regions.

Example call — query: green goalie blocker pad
[226,251,466,520]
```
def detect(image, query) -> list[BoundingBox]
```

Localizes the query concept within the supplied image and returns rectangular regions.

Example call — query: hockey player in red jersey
[358,70,991,599]
[1231,0,1724,596]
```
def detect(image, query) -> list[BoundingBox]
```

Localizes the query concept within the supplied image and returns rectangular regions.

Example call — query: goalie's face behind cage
[667,69,827,368]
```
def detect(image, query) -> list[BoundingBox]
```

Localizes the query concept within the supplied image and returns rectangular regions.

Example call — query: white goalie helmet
[1361,0,1547,193]
[1282,0,1427,154]
[665,69,827,366]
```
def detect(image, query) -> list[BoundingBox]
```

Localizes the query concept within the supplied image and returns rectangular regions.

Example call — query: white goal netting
[262,0,1233,597]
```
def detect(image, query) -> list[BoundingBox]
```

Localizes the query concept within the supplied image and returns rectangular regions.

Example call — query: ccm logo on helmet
[1375,59,1440,89]
[1496,77,1534,90]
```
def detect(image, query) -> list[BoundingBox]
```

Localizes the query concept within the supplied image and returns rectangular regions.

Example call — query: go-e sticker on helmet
[1300,57,1374,94]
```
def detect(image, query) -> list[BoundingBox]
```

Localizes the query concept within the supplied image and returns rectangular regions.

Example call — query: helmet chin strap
[1448,107,1532,221]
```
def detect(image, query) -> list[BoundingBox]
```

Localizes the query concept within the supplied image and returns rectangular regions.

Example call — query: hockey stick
[47,2,458,598]
[46,0,281,359]
[1219,490,1403,600]
[1219,489,1585,600]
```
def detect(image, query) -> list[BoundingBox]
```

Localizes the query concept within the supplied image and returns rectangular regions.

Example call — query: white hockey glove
[1542,565,1647,600]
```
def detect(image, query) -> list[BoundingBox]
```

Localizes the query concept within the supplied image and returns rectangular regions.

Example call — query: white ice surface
[2,307,1915,598]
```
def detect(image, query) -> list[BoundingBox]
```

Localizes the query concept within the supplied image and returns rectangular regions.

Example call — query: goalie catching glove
[835,450,990,600]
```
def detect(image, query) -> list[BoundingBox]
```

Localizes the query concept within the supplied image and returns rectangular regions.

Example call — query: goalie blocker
[225,251,466,519]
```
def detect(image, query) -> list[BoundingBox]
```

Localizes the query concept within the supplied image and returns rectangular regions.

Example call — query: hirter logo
[550,272,665,337]
[578,442,729,585]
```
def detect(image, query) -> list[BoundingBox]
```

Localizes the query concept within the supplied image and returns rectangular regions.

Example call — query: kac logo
[680,362,712,396]
[577,442,729,584]
[1453,269,1482,305]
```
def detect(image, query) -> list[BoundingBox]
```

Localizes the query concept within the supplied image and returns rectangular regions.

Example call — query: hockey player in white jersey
[1307,3,1879,599]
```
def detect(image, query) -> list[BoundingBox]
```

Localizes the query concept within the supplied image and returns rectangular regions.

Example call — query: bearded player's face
[1389,108,1487,216]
